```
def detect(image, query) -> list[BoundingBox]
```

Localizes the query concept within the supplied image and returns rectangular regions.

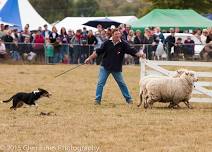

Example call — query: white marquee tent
[55,16,137,31]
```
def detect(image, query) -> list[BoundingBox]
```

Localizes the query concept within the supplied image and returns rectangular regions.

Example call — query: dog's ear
[38,88,49,93]
[38,88,44,92]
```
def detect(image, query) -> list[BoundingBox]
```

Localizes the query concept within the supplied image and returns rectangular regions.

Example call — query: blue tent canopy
[0,0,22,28]
[0,0,50,30]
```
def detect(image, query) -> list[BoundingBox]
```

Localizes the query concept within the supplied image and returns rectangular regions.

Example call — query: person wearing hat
[84,28,144,105]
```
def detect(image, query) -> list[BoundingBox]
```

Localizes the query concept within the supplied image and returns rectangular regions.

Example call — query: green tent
[131,9,212,31]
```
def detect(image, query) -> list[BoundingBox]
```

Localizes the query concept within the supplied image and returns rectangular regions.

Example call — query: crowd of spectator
[0,23,211,64]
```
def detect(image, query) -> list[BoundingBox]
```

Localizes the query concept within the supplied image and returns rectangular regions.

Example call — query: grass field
[0,64,211,152]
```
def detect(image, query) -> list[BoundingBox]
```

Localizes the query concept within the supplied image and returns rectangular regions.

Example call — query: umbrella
[206,14,212,20]
[83,18,121,29]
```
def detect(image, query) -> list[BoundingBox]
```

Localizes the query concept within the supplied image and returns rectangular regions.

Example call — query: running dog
[2,88,51,110]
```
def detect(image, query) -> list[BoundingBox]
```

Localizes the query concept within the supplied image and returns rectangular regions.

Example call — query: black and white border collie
[2,88,51,110]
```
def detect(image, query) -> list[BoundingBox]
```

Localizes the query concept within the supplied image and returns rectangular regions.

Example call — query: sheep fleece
[145,77,193,103]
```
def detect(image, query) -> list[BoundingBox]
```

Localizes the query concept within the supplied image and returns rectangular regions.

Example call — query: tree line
[29,0,212,23]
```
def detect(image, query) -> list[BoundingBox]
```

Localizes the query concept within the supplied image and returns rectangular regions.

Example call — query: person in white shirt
[0,39,8,59]
[200,29,208,44]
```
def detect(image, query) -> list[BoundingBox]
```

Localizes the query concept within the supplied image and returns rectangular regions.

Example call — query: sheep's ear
[185,72,189,75]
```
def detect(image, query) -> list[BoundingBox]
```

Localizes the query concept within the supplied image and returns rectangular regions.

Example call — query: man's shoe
[127,99,133,104]
[94,100,101,105]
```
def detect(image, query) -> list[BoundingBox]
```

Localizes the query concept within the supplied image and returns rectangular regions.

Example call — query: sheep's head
[181,71,198,82]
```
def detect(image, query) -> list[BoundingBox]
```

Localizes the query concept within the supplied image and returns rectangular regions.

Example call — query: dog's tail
[2,96,14,103]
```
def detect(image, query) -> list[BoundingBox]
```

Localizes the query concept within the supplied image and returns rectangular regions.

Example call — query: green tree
[74,0,99,16]
[138,0,212,17]
[29,0,74,23]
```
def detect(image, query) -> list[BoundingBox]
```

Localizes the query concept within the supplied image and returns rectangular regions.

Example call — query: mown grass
[0,64,211,152]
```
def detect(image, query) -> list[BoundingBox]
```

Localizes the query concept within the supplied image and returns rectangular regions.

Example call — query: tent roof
[55,17,100,32]
[55,16,137,31]
[0,0,51,30]
[131,9,212,30]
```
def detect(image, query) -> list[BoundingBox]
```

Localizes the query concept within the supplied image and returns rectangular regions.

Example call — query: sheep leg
[144,100,148,109]
[184,101,193,109]
[137,92,143,107]
[147,99,155,109]
[168,102,175,108]
[168,102,181,109]
[144,96,150,109]
[149,101,154,109]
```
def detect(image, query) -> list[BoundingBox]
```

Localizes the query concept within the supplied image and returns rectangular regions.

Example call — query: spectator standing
[20,25,31,42]
[206,28,212,43]
[0,38,8,59]
[134,29,145,64]
[175,27,180,33]
[42,24,51,39]
[184,36,195,59]
[59,27,69,63]
[164,28,175,60]
[49,26,59,43]
[33,30,45,63]
[71,29,82,64]
[38,26,42,32]
[194,28,202,41]
[0,24,5,38]
[122,24,131,40]
[53,37,62,63]
[95,30,108,65]
[143,28,154,60]
[87,30,98,57]
[67,30,75,63]
[44,38,54,64]
[1,29,13,51]
[20,36,33,61]
[200,29,208,44]
[10,39,21,61]
[173,37,184,60]
[97,24,103,33]
[153,27,165,43]
[100,30,108,41]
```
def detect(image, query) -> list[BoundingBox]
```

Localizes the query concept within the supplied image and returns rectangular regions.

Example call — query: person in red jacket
[33,30,45,64]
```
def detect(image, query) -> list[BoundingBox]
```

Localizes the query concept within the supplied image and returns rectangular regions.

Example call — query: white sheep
[138,69,187,108]
[144,71,198,109]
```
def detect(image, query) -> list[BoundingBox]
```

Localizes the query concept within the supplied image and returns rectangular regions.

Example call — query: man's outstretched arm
[84,51,98,64]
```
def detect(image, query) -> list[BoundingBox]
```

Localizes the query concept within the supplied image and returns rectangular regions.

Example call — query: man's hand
[136,52,145,59]
[84,57,92,64]
[84,51,97,64]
